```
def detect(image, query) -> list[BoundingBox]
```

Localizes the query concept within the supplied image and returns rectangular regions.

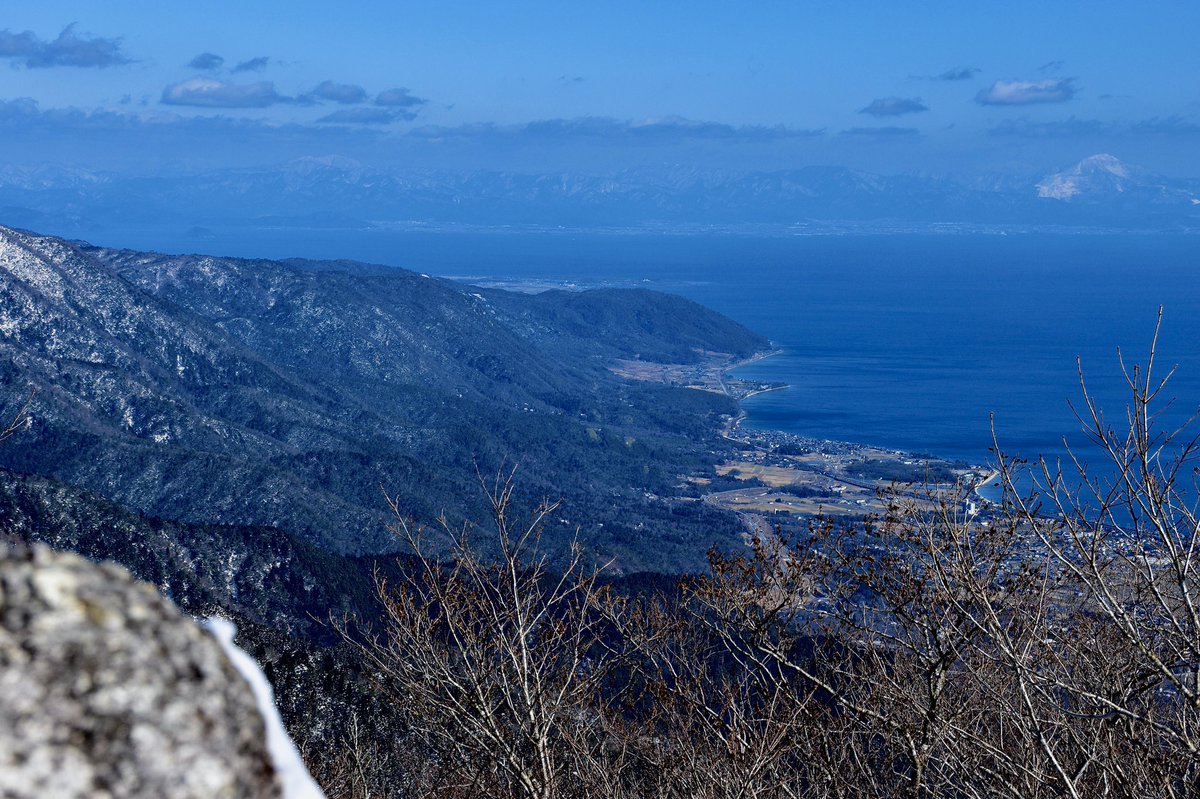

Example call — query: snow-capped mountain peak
[1037,153,1139,200]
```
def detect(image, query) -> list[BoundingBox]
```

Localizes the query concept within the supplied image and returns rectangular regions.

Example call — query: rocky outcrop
[0,543,280,798]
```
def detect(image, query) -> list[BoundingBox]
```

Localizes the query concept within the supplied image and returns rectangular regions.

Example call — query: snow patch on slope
[0,228,69,302]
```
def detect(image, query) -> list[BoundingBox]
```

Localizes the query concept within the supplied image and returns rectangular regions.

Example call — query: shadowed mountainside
[0,224,767,571]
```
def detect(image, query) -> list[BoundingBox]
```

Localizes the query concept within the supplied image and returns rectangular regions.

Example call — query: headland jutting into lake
[614,346,997,536]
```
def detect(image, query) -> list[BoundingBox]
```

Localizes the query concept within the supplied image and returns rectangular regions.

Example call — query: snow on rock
[206,617,325,799]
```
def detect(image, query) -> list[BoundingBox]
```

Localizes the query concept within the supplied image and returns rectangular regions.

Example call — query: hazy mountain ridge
[0,225,764,570]
[3,155,1197,235]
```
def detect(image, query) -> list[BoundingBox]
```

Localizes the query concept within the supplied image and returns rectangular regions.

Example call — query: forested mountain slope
[0,224,767,571]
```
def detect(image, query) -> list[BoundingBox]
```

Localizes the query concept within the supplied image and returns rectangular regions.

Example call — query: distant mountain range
[0,224,766,573]
[2,155,1197,235]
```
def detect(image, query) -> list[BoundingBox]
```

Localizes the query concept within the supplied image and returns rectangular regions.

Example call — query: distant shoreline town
[611,342,995,533]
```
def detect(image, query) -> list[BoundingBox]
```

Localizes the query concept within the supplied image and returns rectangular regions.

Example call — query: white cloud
[976,79,1075,106]
[0,23,129,69]
[161,78,285,108]
[374,88,426,108]
[304,81,368,105]
[318,107,407,124]
[859,97,928,117]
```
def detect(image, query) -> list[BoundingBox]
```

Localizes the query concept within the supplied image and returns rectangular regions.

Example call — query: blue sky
[2,1,1199,177]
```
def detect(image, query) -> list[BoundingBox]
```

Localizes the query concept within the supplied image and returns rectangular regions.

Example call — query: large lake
[86,226,1200,468]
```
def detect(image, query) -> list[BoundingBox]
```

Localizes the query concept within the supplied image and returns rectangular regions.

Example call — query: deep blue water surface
[88,226,1200,467]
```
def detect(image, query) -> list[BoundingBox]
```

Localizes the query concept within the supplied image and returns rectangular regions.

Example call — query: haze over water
[86,226,1200,468]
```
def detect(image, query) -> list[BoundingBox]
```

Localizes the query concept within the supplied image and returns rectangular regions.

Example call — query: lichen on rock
[0,543,280,798]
